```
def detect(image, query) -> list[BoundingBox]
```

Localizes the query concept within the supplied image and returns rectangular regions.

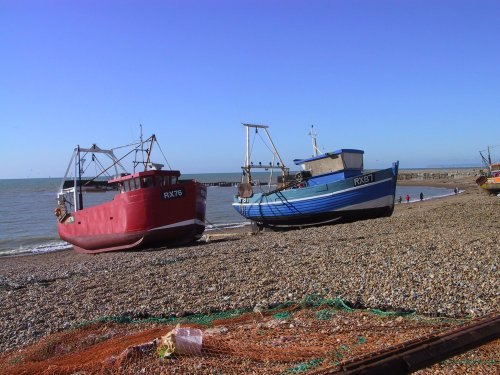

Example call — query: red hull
[58,179,206,253]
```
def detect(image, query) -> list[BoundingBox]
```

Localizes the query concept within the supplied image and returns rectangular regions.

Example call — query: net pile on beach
[1,296,498,374]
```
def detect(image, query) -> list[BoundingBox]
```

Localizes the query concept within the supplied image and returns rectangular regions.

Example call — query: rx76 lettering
[162,189,184,200]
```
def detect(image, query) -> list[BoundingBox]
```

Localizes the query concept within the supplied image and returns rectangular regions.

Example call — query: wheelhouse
[293,149,364,184]
[490,163,500,177]
[108,170,181,193]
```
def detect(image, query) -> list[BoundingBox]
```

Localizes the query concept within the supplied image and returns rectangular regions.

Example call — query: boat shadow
[128,235,244,253]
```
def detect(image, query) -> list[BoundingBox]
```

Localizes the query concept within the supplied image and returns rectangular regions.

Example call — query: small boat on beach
[232,124,399,228]
[55,134,206,253]
[476,146,500,195]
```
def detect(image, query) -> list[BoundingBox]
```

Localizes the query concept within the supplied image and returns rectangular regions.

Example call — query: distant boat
[476,146,500,195]
[55,134,206,253]
[232,124,399,228]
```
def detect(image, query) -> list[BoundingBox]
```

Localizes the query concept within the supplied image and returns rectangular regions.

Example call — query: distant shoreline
[0,167,483,181]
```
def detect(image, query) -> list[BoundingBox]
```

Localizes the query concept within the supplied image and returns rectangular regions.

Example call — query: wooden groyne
[201,181,270,187]
[398,168,479,181]
[202,182,237,187]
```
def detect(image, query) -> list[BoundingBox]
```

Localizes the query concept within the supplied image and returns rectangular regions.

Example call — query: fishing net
[1,296,498,374]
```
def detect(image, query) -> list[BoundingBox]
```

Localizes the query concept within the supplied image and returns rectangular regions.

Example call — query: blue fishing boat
[232,124,399,228]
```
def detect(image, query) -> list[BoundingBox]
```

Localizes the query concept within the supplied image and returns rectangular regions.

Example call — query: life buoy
[54,208,62,217]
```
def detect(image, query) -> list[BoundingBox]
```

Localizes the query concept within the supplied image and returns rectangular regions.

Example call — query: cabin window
[129,178,138,191]
[304,155,344,176]
[155,175,163,187]
[150,175,178,186]
[343,153,363,170]
[141,176,154,188]
[117,182,125,193]
[134,178,141,190]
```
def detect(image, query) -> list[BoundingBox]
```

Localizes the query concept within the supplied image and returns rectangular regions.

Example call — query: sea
[0,174,456,257]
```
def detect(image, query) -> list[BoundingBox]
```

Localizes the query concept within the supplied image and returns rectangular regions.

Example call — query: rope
[154,140,172,170]
[83,147,138,186]
[111,140,141,151]
[257,130,277,157]
[73,294,466,331]
[249,130,257,162]
[93,154,113,179]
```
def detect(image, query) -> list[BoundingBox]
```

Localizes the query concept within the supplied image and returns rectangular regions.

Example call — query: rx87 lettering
[353,173,375,187]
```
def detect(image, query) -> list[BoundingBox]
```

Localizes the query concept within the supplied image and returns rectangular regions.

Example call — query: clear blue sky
[1,0,499,178]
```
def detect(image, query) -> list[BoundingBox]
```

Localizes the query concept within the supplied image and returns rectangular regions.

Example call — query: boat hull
[58,181,206,253]
[232,163,398,227]
[476,176,500,194]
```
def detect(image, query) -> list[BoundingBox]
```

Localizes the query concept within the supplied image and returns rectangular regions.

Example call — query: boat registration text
[353,173,375,187]
[162,188,185,200]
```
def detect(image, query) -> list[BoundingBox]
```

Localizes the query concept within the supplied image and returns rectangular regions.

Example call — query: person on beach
[406,194,410,203]
[398,196,402,204]
[420,192,424,201]
[454,187,459,194]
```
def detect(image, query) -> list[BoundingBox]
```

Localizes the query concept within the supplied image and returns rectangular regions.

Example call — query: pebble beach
[0,176,498,354]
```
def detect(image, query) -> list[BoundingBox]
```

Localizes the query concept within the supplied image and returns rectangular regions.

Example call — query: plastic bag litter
[157,325,203,358]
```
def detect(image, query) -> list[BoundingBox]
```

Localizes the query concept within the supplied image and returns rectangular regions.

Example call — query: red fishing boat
[55,134,206,253]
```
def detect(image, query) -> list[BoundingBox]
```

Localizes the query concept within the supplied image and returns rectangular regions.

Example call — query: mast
[140,124,145,168]
[309,125,320,157]
[480,146,493,175]
[73,148,78,212]
[144,134,155,170]
[77,146,83,210]
[245,125,250,182]
[241,123,288,184]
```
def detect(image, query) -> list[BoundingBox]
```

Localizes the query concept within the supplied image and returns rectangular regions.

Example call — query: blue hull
[232,162,399,226]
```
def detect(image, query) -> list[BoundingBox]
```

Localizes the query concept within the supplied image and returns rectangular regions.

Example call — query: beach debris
[105,338,159,366]
[157,325,203,358]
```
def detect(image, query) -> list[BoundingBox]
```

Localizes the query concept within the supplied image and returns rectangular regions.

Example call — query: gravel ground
[0,178,498,353]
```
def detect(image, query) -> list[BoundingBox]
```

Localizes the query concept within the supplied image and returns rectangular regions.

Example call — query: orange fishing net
[1,306,498,374]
